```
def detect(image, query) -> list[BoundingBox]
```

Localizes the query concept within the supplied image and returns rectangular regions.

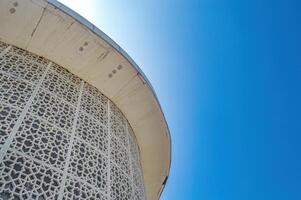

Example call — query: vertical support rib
[126,122,136,199]
[0,62,52,161]
[57,80,84,200]
[107,99,111,200]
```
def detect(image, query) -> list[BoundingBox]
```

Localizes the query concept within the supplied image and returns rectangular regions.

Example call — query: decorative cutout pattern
[0,41,145,199]
[10,115,70,171]
[29,90,76,133]
[0,47,46,83]
[0,105,21,145]
[68,139,108,191]
[63,177,107,200]
[41,68,81,105]
[0,72,34,109]
[111,136,131,175]
[81,83,108,125]
[76,112,108,154]
[129,127,146,200]
[110,164,132,200]
[110,104,128,148]
[0,150,62,200]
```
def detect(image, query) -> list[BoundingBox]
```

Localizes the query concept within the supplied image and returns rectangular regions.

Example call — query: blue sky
[59,0,301,199]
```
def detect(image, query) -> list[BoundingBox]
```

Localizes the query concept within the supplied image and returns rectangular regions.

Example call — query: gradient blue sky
[59,0,301,199]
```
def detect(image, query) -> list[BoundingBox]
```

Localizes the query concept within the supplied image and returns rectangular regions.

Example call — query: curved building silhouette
[0,0,171,200]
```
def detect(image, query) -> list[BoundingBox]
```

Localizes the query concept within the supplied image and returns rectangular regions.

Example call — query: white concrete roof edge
[47,0,170,135]
[46,0,172,198]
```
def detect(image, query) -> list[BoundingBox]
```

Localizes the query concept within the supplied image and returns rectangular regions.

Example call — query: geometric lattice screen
[0,41,146,200]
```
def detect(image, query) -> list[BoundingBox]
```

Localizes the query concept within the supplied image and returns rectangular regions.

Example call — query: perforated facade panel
[0,41,146,200]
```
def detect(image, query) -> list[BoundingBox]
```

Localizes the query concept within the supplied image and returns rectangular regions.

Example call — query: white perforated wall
[0,41,146,200]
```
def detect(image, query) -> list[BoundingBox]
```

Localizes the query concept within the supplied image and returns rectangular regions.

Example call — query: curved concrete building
[0,0,171,200]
